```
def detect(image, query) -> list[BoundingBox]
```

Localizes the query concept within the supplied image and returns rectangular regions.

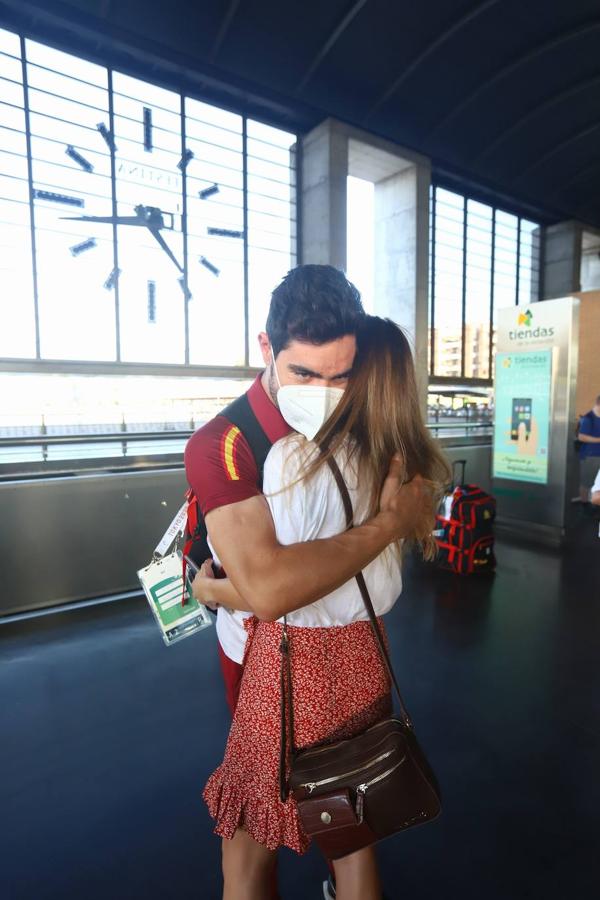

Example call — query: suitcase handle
[452,459,466,487]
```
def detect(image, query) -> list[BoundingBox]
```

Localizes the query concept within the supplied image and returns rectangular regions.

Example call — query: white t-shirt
[592,468,600,495]
[215,435,402,662]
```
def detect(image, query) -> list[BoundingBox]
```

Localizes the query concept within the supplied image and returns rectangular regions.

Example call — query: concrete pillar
[301,118,431,410]
[542,221,583,299]
[373,163,430,405]
[300,120,348,270]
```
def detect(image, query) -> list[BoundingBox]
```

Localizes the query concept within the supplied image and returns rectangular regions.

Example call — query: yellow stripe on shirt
[222,425,241,481]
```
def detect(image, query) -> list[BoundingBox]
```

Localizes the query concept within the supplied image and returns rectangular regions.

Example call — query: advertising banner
[493,348,552,484]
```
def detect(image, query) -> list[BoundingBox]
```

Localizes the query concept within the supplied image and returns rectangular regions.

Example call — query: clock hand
[62,203,185,276]
[60,205,172,228]
[60,214,144,225]
[147,226,184,274]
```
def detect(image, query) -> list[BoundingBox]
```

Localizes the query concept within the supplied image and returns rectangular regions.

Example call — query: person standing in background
[578,395,600,503]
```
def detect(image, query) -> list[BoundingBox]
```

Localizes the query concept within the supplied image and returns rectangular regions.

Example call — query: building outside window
[429,185,541,383]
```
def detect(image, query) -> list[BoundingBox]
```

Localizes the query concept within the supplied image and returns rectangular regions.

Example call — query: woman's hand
[191,558,219,611]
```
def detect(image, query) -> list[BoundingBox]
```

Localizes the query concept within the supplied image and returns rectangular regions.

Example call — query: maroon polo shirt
[184,374,291,517]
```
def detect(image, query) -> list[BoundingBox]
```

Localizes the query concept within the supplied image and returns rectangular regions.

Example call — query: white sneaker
[322,876,336,900]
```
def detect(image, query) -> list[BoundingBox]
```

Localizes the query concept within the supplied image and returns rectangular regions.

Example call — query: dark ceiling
[3,0,600,227]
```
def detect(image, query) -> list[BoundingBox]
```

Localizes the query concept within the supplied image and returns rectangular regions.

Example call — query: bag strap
[278,451,413,802]
[325,455,413,729]
[279,621,295,802]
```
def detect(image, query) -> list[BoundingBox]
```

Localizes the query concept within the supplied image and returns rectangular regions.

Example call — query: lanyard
[153,500,188,558]
[150,497,192,607]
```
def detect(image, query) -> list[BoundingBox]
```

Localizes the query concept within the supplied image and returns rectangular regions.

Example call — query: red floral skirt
[203,616,392,854]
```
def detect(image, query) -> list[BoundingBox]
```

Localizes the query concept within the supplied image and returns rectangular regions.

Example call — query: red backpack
[434,461,496,575]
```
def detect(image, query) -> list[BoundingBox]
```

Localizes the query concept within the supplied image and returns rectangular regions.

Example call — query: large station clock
[31,93,245,365]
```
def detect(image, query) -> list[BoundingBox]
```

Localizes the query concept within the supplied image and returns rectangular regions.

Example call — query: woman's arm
[578,433,600,443]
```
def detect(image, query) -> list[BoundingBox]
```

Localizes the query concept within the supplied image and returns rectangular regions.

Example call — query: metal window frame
[488,206,496,382]
[429,184,436,376]
[515,215,521,306]
[430,181,542,389]
[242,116,250,366]
[0,358,261,378]
[20,34,40,360]
[107,67,121,361]
[460,194,468,378]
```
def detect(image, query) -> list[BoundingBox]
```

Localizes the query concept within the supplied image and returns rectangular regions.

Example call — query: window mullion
[242,117,249,367]
[515,216,521,306]
[20,35,41,360]
[489,207,496,382]
[430,185,436,377]
[107,68,121,362]
[460,195,467,379]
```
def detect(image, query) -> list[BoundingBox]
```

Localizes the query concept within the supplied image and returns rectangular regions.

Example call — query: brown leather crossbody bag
[278,456,441,860]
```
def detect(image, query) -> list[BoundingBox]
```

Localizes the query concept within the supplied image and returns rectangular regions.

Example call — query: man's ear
[258,332,272,366]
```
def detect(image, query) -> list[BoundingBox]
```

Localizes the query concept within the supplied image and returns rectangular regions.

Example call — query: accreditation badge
[137,550,213,646]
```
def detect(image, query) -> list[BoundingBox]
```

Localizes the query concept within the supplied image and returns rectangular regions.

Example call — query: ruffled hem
[203,765,309,854]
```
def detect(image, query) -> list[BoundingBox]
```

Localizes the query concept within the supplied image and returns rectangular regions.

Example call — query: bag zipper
[296,732,397,779]
[355,755,407,824]
[300,748,397,794]
[298,717,401,760]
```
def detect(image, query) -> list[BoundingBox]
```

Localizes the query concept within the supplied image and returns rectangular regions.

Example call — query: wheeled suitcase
[433,460,496,575]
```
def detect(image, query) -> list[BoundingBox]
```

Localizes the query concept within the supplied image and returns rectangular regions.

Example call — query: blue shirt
[579,410,600,458]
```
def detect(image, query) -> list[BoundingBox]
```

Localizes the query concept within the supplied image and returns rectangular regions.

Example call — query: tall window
[0,28,297,370]
[429,185,541,381]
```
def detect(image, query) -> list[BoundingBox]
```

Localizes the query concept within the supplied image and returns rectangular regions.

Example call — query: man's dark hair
[266,265,365,355]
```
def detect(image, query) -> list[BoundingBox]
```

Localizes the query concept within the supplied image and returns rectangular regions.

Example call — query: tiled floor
[1,515,599,899]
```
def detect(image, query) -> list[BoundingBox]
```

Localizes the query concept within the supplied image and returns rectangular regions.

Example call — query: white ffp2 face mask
[272,350,345,441]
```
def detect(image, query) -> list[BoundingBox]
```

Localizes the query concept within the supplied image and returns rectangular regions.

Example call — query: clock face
[32,64,248,366]
[16,38,296,369]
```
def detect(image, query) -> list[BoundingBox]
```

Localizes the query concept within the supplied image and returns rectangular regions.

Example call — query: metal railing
[0,429,190,459]
[0,418,493,477]
[427,419,492,433]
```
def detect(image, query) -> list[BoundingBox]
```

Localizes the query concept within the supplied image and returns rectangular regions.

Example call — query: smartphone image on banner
[510,397,532,441]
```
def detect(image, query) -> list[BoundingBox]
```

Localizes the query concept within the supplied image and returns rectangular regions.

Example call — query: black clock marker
[97,122,116,152]
[178,149,194,172]
[34,190,84,207]
[199,184,219,200]
[207,226,244,239]
[178,277,192,300]
[200,256,220,277]
[70,238,97,257]
[104,267,120,291]
[147,280,156,322]
[66,145,94,173]
[143,107,153,152]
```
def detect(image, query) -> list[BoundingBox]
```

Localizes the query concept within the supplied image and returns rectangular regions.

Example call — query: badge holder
[138,501,213,646]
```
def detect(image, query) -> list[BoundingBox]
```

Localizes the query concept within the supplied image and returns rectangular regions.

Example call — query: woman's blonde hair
[303,315,450,559]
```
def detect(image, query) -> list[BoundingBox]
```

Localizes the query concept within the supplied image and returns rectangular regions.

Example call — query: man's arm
[578,433,600,443]
[191,561,253,611]
[591,490,600,506]
[206,460,429,622]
